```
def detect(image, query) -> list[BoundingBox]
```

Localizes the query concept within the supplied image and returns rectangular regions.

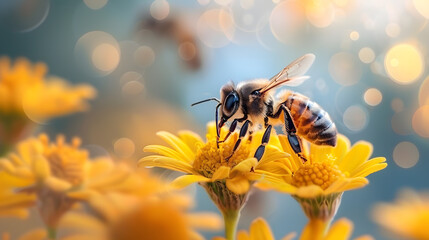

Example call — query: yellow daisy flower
[61,188,222,240]
[213,217,373,240]
[257,134,387,222]
[139,122,290,240]
[0,57,96,155]
[0,134,132,238]
[372,189,429,240]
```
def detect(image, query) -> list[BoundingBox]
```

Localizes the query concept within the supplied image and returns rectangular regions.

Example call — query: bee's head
[219,82,240,128]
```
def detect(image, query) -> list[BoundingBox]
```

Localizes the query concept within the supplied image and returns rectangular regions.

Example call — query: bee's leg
[225,120,250,161]
[217,116,248,145]
[282,105,307,163]
[254,125,272,161]
[248,130,253,142]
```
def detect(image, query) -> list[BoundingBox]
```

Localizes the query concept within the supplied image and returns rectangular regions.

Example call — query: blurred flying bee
[192,54,337,162]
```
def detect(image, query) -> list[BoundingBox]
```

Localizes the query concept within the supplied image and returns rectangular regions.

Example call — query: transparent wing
[260,54,315,93]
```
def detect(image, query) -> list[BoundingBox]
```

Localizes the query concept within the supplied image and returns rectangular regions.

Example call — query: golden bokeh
[329,52,362,86]
[412,105,429,138]
[393,141,419,168]
[391,112,412,135]
[114,137,136,158]
[178,42,197,61]
[359,47,375,64]
[305,0,335,28]
[83,0,108,10]
[418,76,429,106]
[122,81,145,96]
[349,31,359,41]
[134,46,155,67]
[363,88,382,106]
[197,9,234,48]
[91,43,120,72]
[385,23,401,38]
[269,1,305,43]
[343,105,368,131]
[412,0,429,19]
[384,43,424,84]
[150,0,170,21]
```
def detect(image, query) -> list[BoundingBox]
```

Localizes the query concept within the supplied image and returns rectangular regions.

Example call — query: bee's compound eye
[223,91,239,117]
[251,90,261,96]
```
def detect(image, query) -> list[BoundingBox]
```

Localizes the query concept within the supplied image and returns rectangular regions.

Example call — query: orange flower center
[292,160,345,190]
[193,135,250,178]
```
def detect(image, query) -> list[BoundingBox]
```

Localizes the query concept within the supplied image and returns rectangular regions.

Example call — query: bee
[192,54,337,162]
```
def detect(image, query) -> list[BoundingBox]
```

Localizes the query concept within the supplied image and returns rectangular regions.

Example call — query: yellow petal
[230,158,257,177]
[249,218,275,240]
[60,212,105,232]
[189,231,205,240]
[310,144,334,163]
[332,135,350,162]
[337,141,373,173]
[178,131,204,153]
[295,185,324,199]
[257,145,291,168]
[354,235,374,240]
[144,145,190,163]
[279,135,302,171]
[213,237,227,240]
[44,176,72,192]
[186,212,223,230]
[350,157,387,178]
[0,159,16,174]
[84,158,114,179]
[32,155,50,180]
[281,232,297,240]
[171,174,210,189]
[336,178,369,193]
[299,218,327,240]
[66,189,97,200]
[237,230,250,240]
[18,228,47,240]
[226,176,250,194]
[254,179,296,195]
[138,156,195,174]
[156,131,196,161]
[211,166,231,181]
[325,218,353,240]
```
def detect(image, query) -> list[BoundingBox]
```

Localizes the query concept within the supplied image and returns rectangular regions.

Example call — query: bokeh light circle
[329,52,362,86]
[134,46,155,67]
[74,31,121,76]
[385,23,401,38]
[413,0,429,19]
[178,42,197,61]
[83,0,108,10]
[363,88,382,106]
[150,0,170,21]
[3,0,50,32]
[391,112,412,135]
[418,76,429,106]
[393,142,419,168]
[384,43,424,84]
[269,1,305,43]
[349,31,359,41]
[343,105,368,131]
[359,47,375,64]
[114,138,135,158]
[197,9,234,48]
[391,98,404,112]
[412,105,429,138]
[305,0,335,28]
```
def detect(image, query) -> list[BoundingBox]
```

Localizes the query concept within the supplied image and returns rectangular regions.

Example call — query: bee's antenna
[191,98,221,106]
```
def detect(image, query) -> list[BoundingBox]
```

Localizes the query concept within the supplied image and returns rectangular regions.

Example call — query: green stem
[223,210,239,240]
[47,227,57,240]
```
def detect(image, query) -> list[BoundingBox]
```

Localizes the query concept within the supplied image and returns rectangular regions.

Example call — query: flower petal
[237,231,250,240]
[18,228,47,240]
[171,174,211,189]
[138,156,195,174]
[325,218,353,240]
[249,218,274,240]
[350,157,387,178]
[186,212,223,230]
[295,185,324,199]
[44,176,72,192]
[337,141,373,173]
[211,166,231,181]
[226,176,250,194]
[144,145,191,164]
[178,131,204,153]
[230,158,257,177]
[32,155,50,180]
[155,131,196,161]
[332,135,350,162]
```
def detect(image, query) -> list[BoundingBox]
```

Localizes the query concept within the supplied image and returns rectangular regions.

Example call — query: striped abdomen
[284,92,337,146]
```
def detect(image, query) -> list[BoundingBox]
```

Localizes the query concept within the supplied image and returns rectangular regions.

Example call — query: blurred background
[0,0,428,239]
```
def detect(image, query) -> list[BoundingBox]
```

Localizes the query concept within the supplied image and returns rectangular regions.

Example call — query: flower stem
[223,210,239,240]
[47,227,57,240]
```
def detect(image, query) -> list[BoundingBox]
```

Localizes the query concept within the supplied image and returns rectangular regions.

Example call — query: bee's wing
[260,54,315,93]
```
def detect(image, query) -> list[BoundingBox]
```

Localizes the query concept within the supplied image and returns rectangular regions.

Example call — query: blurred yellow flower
[0,183,35,219]
[300,218,374,240]
[2,229,47,240]
[372,189,429,240]
[139,122,289,240]
[0,57,96,155]
[0,134,131,237]
[257,134,386,221]
[61,185,222,240]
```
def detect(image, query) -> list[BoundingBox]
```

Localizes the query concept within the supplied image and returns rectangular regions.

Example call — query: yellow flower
[372,189,429,240]
[0,57,96,155]
[0,183,35,219]
[139,122,290,240]
[139,122,289,195]
[0,134,132,235]
[213,217,373,240]
[61,175,222,240]
[257,134,387,221]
